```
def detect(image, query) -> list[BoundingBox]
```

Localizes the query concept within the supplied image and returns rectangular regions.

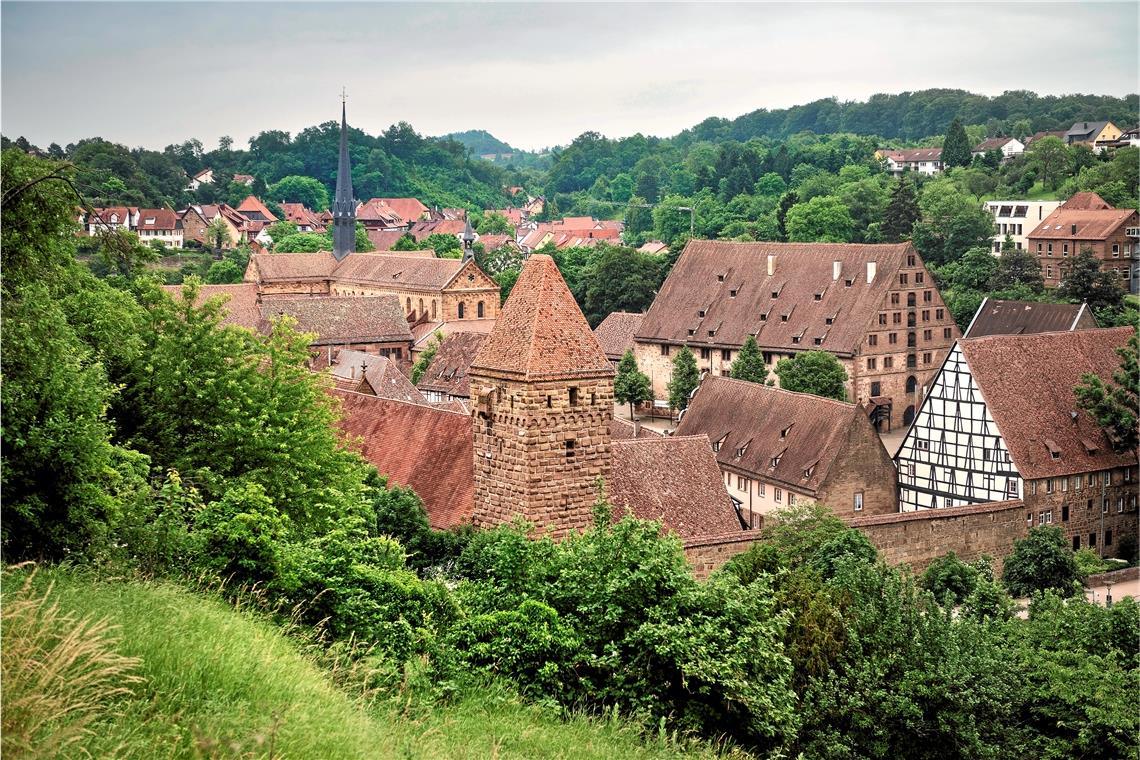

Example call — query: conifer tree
[882,177,920,243]
[729,336,768,384]
[942,118,972,168]
[614,349,651,420]
[667,346,700,412]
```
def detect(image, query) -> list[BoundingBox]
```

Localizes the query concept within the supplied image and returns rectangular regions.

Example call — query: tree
[1026,136,1070,190]
[784,196,854,243]
[581,246,662,327]
[1074,329,1138,453]
[273,232,326,253]
[920,551,981,605]
[476,212,513,235]
[92,227,159,280]
[941,118,972,168]
[267,175,329,212]
[411,331,442,385]
[422,233,461,258]
[1001,526,1083,597]
[205,259,244,284]
[1057,246,1125,312]
[909,178,994,266]
[882,176,920,242]
[989,240,1045,293]
[667,346,699,412]
[614,350,652,420]
[775,191,798,241]
[774,351,848,401]
[729,336,768,384]
[205,217,231,253]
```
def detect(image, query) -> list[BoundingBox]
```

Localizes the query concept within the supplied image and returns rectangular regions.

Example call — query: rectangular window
[924,290,932,303]
[883,357,893,369]
[660,345,670,356]
[1090,532,1097,547]
[789,493,797,506]
[1073,535,1081,551]
[758,482,765,496]
[737,476,745,490]
[1106,529,1113,546]
[936,308,944,320]
[879,313,887,325]
[1062,505,1069,522]
[700,348,710,360]
[923,329,932,341]
[1047,243,1053,255]
[915,272,925,284]
[923,352,932,364]
[854,492,864,511]
[899,273,909,285]
[891,293,900,305]
[921,310,930,322]
[868,334,878,346]
[1112,243,1120,256]
[1105,471,1112,487]
[943,328,952,339]
[1061,477,1068,492]
[889,333,898,344]
[870,381,881,396]
[1046,478,1054,494]
[1063,243,1069,254]
[893,312,902,324]
[1074,475,1081,491]
[867,358,877,370]
[1118,498,1124,513]
[1103,499,1109,514]
[721,349,731,361]
[774,488,782,503]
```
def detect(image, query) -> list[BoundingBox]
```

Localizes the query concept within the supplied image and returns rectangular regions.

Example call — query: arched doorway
[906,375,918,394]
[903,405,916,426]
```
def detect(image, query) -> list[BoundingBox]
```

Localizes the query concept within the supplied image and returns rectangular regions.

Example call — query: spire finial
[341,86,347,104]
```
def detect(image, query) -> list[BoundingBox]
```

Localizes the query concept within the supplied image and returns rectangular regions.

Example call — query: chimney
[767,254,775,276]
[866,261,877,283]
[832,260,842,281]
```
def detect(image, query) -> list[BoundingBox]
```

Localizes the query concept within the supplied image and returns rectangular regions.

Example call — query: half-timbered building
[895,327,1138,553]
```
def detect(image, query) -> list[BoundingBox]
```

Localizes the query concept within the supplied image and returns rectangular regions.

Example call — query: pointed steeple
[461,218,476,263]
[332,93,356,261]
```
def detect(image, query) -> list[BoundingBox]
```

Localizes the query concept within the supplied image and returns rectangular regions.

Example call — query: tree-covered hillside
[442,129,518,156]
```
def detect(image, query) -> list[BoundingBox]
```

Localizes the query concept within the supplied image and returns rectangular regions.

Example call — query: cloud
[1,2,1135,151]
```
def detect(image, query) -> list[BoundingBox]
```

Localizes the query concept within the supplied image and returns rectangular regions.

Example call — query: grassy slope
[3,568,733,760]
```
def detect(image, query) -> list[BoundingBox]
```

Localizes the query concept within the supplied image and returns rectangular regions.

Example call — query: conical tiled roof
[471,254,614,381]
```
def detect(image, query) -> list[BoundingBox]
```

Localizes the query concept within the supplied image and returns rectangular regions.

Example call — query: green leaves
[667,346,699,411]
[774,350,848,401]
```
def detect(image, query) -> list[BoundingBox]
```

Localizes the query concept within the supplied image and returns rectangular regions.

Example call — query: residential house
[895,327,1137,554]
[415,331,488,408]
[1026,192,1139,292]
[188,168,213,190]
[408,218,471,243]
[972,137,1024,161]
[356,199,407,231]
[244,251,501,322]
[487,207,525,226]
[84,206,138,235]
[280,202,326,233]
[366,229,408,251]
[411,318,497,360]
[135,208,184,249]
[1107,126,1140,148]
[259,294,413,369]
[1024,130,1066,146]
[593,311,645,365]
[675,375,900,527]
[233,174,255,186]
[329,349,425,403]
[1064,120,1121,152]
[984,200,1061,253]
[963,297,1097,338]
[878,148,944,176]
[634,241,960,430]
[235,195,278,223]
[370,197,430,226]
[638,241,670,255]
[179,206,210,245]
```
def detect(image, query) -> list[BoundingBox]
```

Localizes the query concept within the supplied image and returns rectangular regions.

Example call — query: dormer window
[1082,438,1099,455]
[712,435,726,453]
[717,274,725,282]
[844,278,854,287]
[780,425,793,439]
[771,290,780,299]
[770,454,782,468]
[698,309,706,318]
[813,337,823,345]
[791,335,800,344]
[708,329,716,337]
[781,313,790,322]
[759,313,767,322]
[814,292,823,301]
[804,464,816,480]
[729,289,738,298]
[1045,439,1061,459]
[688,329,696,336]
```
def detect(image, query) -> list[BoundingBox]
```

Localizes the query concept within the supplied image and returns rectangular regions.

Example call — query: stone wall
[1022,468,1138,556]
[683,531,758,580]
[472,374,614,538]
[817,413,899,517]
[849,499,1028,573]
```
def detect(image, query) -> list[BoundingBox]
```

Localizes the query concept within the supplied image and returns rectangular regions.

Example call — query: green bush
[921,551,981,605]
[1002,526,1084,597]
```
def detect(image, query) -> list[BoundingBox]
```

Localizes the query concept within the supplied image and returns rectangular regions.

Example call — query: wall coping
[849,499,1025,527]
[682,530,758,549]
[1086,565,1139,586]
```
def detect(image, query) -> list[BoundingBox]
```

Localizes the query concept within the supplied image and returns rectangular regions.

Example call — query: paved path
[1084,575,1139,606]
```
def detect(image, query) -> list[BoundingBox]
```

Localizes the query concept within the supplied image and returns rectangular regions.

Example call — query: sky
[2,2,1137,152]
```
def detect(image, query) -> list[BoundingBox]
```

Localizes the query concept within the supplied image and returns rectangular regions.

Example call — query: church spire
[332,90,356,261]
[461,217,476,263]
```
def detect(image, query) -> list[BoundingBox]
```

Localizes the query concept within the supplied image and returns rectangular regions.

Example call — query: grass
[1,567,738,760]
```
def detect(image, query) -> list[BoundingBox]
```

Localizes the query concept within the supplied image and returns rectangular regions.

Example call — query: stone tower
[331,97,356,262]
[469,254,615,536]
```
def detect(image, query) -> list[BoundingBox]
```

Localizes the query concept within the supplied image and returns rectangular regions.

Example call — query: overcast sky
[2,2,1136,152]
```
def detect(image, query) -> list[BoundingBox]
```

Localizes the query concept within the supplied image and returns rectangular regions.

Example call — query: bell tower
[469,254,615,536]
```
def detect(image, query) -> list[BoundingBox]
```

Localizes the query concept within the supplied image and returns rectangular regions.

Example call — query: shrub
[1001,526,1083,597]
[194,481,290,583]
[921,551,980,605]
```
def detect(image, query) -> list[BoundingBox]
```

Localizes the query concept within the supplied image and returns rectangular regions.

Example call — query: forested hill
[674,89,1138,145]
[441,129,517,156]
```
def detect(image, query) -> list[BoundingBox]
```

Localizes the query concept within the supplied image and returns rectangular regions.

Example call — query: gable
[445,259,499,291]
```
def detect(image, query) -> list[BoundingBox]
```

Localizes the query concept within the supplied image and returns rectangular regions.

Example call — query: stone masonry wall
[472,374,614,538]
[817,413,899,517]
[683,532,758,580]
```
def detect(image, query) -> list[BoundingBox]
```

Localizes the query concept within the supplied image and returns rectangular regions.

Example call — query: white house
[188,168,214,190]
[878,148,944,176]
[984,200,1061,254]
[135,209,184,249]
[972,137,1024,161]
[85,206,138,235]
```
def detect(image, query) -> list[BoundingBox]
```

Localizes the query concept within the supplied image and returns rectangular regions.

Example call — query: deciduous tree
[1074,329,1138,453]
[614,350,652,420]
[774,351,848,401]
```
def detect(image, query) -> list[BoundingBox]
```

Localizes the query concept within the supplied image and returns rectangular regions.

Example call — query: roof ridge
[703,374,857,409]
[332,387,469,417]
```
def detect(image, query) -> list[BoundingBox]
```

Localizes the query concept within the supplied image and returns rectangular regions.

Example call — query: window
[867,358,877,370]
[1112,243,1120,256]
[907,293,916,307]
[717,274,725,282]
[893,313,902,324]
[1103,498,1109,514]
[1037,242,1043,253]
[1125,468,1133,483]
[915,272,925,284]
[406,297,412,312]
[936,308,944,320]
[1118,497,1125,513]
[1105,471,1112,487]
[1007,481,1017,496]
[568,387,578,406]
[1047,243,1053,255]
[878,313,887,325]
[758,482,765,496]
[870,381,881,396]
[477,301,485,318]
[737,476,746,490]
[923,329,932,341]
[729,289,738,298]
[774,488,782,503]
[1074,475,1081,491]
[889,332,898,344]
[921,309,929,322]
[660,345,670,356]
[721,349,731,361]
[1046,478,1054,494]
[906,254,916,266]
[883,357,894,369]
[924,290,932,303]
[1063,243,1069,255]
[854,491,864,511]
[458,302,466,319]
[1106,529,1113,546]
[1046,265,1053,279]
[907,332,917,347]
[943,328,952,339]
[1073,535,1081,551]
[700,348,710,360]
[1090,532,1097,547]
[891,293,900,305]
[565,440,575,458]
[431,300,437,319]
[868,334,878,346]
[916,440,930,451]
[1061,477,1068,492]
[899,273,909,285]
[923,352,932,364]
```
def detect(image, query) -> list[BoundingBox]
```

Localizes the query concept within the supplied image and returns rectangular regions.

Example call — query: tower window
[565,440,575,458]
[569,387,579,406]
[546,395,552,408]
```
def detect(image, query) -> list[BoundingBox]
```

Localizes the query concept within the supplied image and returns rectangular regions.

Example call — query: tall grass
[1,568,142,758]
[1,567,738,759]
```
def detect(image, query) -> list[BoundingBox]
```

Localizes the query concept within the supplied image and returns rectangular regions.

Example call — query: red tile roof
[1027,207,1136,241]
[136,208,180,231]
[409,219,466,240]
[260,295,411,345]
[675,375,861,494]
[475,234,516,252]
[593,311,644,361]
[883,148,943,162]
[366,229,410,251]
[332,253,466,290]
[470,254,614,381]
[973,137,1017,152]
[411,318,497,349]
[959,327,1136,479]
[280,202,326,229]
[246,252,338,283]
[161,282,261,330]
[236,195,278,222]
[1061,192,1112,210]
[964,298,1096,338]
[609,436,741,538]
[416,331,488,399]
[356,200,405,226]
[334,390,474,529]
[331,350,424,403]
[368,198,429,225]
[637,240,916,356]
[488,208,524,226]
[609,417,664,440]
